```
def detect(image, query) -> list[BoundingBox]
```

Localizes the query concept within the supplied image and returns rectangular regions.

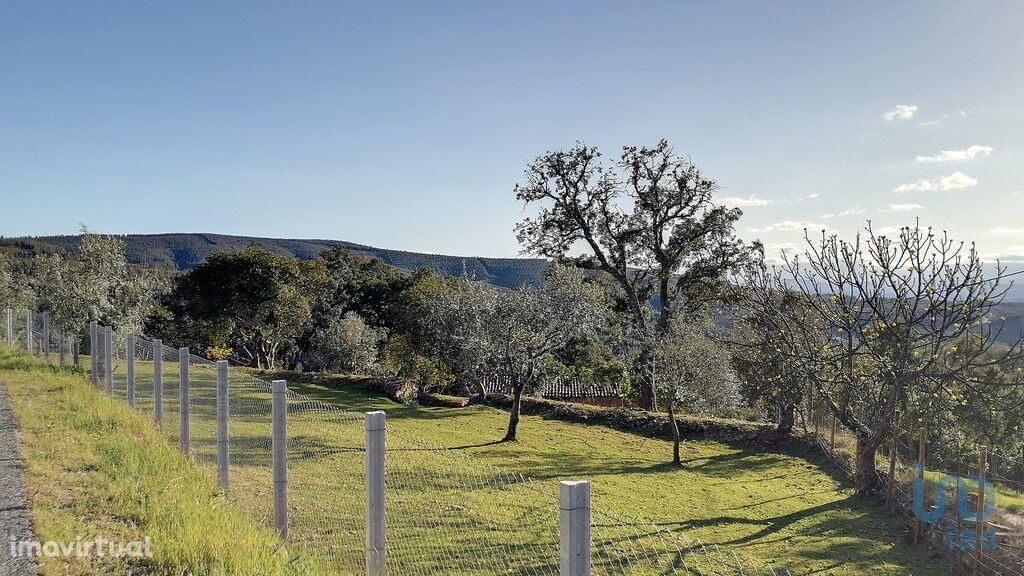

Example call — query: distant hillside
[2,233,551,290]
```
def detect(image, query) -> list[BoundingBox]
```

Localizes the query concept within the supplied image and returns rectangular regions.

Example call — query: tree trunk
[465,374,487,405]
[777,403,796,435]
[668,396,681,465]
[503,381,526,442]
[854,436,885,495]
[637,346,657,411]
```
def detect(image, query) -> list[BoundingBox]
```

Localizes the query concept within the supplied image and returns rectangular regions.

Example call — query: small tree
[515,140,755,410]
[744,223,1024,494]
[731,289,816,436]
[34,229,161,337]
[409,273,498,400]
[654,314,732,464]
[0,254,33,312]
[489,265,609,441]
[309,311,386,373]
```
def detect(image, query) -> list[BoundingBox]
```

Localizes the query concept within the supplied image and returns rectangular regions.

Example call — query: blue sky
[1,1,1022,262]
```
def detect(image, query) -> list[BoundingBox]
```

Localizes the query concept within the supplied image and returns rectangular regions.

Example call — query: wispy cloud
[893,171,977,194]
[873,226,904,237]
[719,195,774,208]
[916,145,993,163]
[916,120,942,128]
[754,220,828,233]
[821,207,865,219]
[885,203,923,213]
[883,105,918,122]
[990,228,1024,236]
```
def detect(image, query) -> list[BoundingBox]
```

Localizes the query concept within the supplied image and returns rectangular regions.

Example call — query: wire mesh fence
[2,308,832,575]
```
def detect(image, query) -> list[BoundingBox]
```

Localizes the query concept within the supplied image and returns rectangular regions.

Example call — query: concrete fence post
[216,360,229,491]
[153,339,163,427]
[5,308,11,347]
[126,334,136,407]
[58,327,66,367]
[104,326,113,394]
[89,321,98,385]
[975,445,989,576]
[365,410,387,576]
[179,347,190,454]
[73,339,79,367]
[42,312,50,362]
[559,480,591,576]
[25,310,32,353]
[272,380,288,540]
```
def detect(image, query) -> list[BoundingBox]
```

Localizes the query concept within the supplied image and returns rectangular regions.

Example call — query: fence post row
[365,411,386,576]
[126,334,136,407]
[179,347,190,454]
[272,380,288,540]
[560,480,592,576]
[25,310,32,353]
[89,321,98,385]
[216,360,229,491]
[104,326,113,394]
[153,339,163,427]
[42,312,50,362]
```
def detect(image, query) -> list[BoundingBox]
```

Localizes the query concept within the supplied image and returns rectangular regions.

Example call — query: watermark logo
[912,467,998,551]
[8,535,153,559]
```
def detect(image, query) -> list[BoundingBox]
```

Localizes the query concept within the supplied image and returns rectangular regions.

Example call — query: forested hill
[1,233,552,290]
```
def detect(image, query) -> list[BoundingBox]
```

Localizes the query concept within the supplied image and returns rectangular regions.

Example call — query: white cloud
[893,171,977,193]
[886,203,923,212]
[916,145,993,163]
[884,105,918,121]
[990,228,1024,236]
[756,220,828,233]
[808,192,820,199]
[821,207,865,219]
[873,226,904,237]
[916,120,942,128]
[719,195,774,208]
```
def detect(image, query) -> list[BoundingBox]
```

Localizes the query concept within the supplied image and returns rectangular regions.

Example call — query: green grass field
[14,348,955,575]
[0,347,309,576]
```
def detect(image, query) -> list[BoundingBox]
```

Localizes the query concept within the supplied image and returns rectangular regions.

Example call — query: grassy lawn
[0,348,308,576]
[269,373,950,575]
[24,347,953,575]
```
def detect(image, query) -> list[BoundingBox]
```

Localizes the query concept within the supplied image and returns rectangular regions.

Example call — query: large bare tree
[515,140,755,410]
[744,223,1024,494]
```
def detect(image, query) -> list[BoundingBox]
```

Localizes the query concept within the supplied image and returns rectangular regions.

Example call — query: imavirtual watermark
[912,467,998,551]
[7,535,153,559]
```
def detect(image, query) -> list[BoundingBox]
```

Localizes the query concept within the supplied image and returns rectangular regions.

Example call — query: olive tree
[34,230,160,337]
[654,313,733,464]
[744,223,1024,494]
[489,265,609,441]
[514,140,755,410]
[309,311,386,374]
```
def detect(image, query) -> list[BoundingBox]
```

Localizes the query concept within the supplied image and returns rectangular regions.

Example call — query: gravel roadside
[0,384,38,575]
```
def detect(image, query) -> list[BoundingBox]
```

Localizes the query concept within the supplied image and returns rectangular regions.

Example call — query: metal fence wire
[9,309,814,575]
